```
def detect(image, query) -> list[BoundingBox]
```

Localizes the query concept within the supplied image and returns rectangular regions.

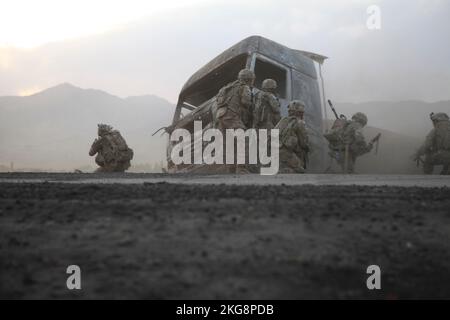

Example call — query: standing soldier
[214,68,255,173]
[413,112,450,175]
[275,100,310,173]
[253,79,281,171]
[89,124,134,172]
[215,68,255,131]
[253,79,281,129]
[324,112,379,174]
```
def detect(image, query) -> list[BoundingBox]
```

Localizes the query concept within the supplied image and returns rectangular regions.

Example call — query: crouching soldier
[89,124,134,172]
[324,112,378,174]
[413,112,450,175]
[275,100,310,173]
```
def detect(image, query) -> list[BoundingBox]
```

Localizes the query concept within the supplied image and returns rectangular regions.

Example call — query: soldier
[252,79,281,172]
[89,124,134,172]
[275,100,310,173]
[324,112,377,174]
[253,79,281,129]
[214,69,255,173]
[413,112,450,175]
[215,68,255,131]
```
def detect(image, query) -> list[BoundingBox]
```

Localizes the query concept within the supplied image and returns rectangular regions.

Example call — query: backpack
[436,122,450,150]
[104,131,133,162]
[324,118,350,149]
[215,81,242,119]
[253,91,278,126]
[216,81,239,109]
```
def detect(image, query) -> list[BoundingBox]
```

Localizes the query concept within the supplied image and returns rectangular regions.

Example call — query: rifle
[327,99,339,120]
[370,133,381,155]
[328,99,348,120]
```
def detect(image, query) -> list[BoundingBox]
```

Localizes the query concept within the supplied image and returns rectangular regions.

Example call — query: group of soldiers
[212,67,450,175]
[88,68,450,175]
[213,68,309,173]
[212,68,380,174]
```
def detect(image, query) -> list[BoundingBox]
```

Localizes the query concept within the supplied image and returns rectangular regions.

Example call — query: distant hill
[0,83,174,170]
[1,85,447,173]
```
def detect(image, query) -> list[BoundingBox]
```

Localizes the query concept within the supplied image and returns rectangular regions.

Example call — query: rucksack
[104,131,133,162]
[436,122,450,150]
[324,118,350,149]
[216,80,239,110]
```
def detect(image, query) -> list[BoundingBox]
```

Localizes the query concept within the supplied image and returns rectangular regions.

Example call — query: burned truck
[165,35,328,173]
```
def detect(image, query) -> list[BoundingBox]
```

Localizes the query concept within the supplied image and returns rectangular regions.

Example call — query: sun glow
[0,0,208,48]
[18,86,42,96]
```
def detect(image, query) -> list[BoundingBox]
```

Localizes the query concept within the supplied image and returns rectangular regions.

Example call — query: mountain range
[0,83,173,170]
[1,83,448,173]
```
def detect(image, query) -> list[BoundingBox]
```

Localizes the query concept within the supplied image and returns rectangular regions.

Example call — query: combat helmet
[352,112,368,126]
[288,100,305,114]
[238,69,256,83]
[98,123,113,136]
[430,112,449,122]
[262,78,277,91]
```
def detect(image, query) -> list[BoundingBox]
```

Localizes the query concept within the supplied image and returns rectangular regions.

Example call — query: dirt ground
[1,173,450,299]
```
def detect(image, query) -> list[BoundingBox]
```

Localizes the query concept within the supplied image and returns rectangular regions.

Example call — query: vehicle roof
[178,35,327,101]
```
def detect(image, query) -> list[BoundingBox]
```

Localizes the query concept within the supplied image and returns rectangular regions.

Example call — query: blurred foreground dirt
[1,173,450,299]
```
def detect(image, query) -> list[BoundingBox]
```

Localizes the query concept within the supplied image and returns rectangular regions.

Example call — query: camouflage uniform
[215,69,255,173]
[215,69,254,131]
[275,100,310,173]
[324,112,373,173]
[414,112,450,175]
[253,79,281,129]
[89,124,134,172]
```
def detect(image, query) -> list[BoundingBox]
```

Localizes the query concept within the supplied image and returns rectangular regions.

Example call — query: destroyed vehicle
[165,35,328,173]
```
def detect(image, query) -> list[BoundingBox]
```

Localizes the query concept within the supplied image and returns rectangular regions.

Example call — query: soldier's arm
[296,123,310,152]
[89,137,102,156]
[240,85,253,108]
[354,131,373,155]
[268,95,280,112]
[269,95,281,123]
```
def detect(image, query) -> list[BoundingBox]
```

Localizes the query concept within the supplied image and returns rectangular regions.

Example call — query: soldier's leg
[280,150,304,174]
[114,162,129,172]
[336,151,346,173]
[423,154,434,174]
[347,155,356,174]
[437,152,450,175]
[218,116,244,174]
[95,154,105,167]
[278,148,290,173]
[230,118,248,174]
[292,153,305,173]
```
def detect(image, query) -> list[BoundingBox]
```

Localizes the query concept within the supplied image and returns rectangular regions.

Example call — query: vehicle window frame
[249,53,292,101]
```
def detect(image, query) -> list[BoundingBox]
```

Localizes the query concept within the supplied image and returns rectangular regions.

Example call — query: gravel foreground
[1,175,450,299]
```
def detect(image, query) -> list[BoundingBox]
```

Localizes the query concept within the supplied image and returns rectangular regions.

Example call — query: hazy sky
[1,0,449,103]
